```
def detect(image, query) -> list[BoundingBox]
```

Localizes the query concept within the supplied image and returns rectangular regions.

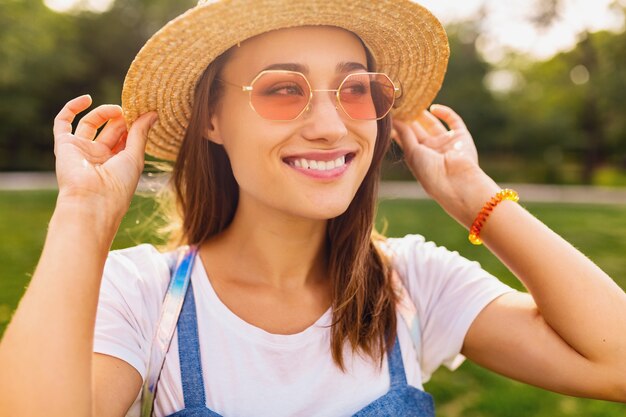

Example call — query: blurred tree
[70,0,196,104]
[593,17,626,173]
[0,0,87,170]
[436,21,508,155]
[493,0,626,184]
[499,24,626,184]
[528,0,563,30]
[0,0,195,171]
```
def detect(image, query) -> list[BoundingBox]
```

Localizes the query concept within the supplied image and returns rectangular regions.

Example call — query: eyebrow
[260,61,368,73]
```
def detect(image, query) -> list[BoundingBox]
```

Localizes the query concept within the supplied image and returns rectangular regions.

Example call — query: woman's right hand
[0,96,158,417]
[53,95,158,221]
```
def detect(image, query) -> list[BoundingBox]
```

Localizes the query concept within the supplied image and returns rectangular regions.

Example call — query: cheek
[357,122,379,159]
[218,125,282,188]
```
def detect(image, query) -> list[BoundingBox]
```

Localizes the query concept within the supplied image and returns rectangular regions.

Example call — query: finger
[429,104,468,132]
[53,95,92,137]
[409,120,431,143]
[390,127,399,142]
[392,120,436,180]
[75,105,124,141]
[392,119,423,156]
[417,110,448,136]
[124,112,158,162]
[95,116,128,148]
[111,132,128,155]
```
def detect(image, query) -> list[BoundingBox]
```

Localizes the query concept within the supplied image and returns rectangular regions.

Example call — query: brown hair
[158,44,398,371]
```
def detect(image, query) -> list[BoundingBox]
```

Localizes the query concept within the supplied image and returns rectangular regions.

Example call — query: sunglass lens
[339,74,396,120]
[250,72,310,120]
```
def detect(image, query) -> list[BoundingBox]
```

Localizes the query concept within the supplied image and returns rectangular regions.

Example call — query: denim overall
[166,278,435,417]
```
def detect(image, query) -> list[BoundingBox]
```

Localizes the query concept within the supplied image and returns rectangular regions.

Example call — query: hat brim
[122,0,450,161]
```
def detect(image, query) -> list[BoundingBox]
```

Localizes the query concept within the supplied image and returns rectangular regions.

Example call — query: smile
[292,155,346,171]
[282,152,356,178]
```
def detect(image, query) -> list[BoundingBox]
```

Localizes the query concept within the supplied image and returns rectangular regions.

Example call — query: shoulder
[378,233,430,258]
[377,233,475,275]
[104,244,176,283]
[380,235,508,295]
[376,233,513,317]
[106,243,177,271]
[378,235,515,381]
[94,244,179,381]
[100,244,179,311]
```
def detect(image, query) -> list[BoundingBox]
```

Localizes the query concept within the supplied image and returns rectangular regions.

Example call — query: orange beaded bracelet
[468,189,519,245]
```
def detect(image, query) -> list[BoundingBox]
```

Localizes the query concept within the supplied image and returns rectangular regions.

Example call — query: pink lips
[282,150,355,180]
[288,161,350,179]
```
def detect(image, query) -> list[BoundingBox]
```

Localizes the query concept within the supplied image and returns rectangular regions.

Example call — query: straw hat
[122,0,450,161]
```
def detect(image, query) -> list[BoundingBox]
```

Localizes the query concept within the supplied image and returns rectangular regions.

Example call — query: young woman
[1,1,625,416]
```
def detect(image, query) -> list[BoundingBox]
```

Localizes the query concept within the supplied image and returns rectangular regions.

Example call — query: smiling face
[207,26,378,221]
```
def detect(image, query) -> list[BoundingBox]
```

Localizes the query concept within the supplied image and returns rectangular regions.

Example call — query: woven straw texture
[122,0,450,161]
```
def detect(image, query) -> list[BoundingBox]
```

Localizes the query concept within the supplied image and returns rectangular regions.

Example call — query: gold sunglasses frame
[219,70,401,122]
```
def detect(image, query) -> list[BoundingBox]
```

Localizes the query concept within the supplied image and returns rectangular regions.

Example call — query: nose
[299,91,348,143]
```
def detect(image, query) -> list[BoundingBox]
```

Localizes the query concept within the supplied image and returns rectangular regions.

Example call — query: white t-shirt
[94,234,515,417]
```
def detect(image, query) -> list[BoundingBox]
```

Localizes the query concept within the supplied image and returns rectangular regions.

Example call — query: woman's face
[209,26,378,220]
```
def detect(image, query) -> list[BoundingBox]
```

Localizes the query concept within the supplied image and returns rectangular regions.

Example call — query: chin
[291,200,353,221]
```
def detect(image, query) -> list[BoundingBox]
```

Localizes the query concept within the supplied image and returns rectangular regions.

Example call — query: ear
[205,116,223,145]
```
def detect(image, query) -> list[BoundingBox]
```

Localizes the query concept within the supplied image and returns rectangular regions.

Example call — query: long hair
[158,44,398,371]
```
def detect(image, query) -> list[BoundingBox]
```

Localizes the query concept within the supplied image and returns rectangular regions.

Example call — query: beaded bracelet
[468,189,519,245]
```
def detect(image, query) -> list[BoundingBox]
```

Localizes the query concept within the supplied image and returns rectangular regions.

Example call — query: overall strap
[141,245,198,417]
[388,334,408,388]
[176,279,207,407]
[391,270,423,366]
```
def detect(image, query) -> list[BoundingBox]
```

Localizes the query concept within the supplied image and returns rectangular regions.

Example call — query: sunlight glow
[418,0,625,62]
[44,0,625,62]
[44,0,115,14]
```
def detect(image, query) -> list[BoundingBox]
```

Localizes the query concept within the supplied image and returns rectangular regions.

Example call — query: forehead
[222,26,368,78]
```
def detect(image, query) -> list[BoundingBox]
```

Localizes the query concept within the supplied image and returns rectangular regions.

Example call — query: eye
[340,80,370,97]
[339,80,370,99]
[262,82,306,96]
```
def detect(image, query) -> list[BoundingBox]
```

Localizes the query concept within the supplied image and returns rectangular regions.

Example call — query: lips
[281,150,356,180]
[282,151,356,172]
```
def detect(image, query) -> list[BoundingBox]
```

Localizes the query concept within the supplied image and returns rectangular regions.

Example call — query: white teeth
[290,155,349,171]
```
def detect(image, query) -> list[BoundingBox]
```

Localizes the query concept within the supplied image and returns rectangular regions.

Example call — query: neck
[201,195,329,290]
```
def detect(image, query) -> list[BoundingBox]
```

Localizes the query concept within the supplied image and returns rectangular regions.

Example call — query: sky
[44,0,626,62]
[420,0,626,62]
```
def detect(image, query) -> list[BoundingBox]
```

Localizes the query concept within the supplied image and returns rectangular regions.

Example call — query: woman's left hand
[392,104,499,227]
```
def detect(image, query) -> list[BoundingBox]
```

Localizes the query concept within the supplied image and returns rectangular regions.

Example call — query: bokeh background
[1,0,626,416]
[2,0,626,184]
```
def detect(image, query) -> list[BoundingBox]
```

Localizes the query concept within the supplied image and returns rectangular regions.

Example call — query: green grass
[378,198,626,417]
[2,190,626,416]
[0,190,162,333]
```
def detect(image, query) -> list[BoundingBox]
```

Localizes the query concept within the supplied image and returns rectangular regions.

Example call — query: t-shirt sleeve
[384,234,517,382]
[93,244,174,380]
